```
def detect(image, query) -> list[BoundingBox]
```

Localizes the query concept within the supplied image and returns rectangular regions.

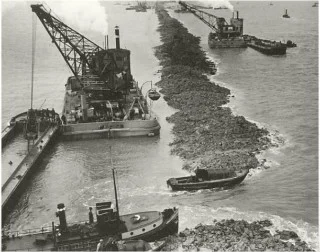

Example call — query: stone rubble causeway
[163,220,314,251]
[153,6,313,251]
[154,7,271,173]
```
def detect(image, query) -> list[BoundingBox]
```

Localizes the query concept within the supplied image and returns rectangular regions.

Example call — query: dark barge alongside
[244,35,287,55]
[167,169,249,191]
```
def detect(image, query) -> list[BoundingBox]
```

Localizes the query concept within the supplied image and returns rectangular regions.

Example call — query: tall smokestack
[237,11,239,19]
[56,203,67,232]
[115,26,120,49]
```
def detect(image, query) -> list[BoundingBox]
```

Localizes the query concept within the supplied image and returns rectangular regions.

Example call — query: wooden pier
[2,125,60,212]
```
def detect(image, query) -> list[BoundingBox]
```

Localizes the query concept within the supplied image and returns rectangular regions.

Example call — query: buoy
[9,161,13,165]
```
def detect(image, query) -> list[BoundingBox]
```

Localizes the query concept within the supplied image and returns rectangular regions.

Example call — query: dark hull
[247,42,287,55]
[127,209,179,242]
[167,171,249,191]
[208,33,247,49]
[2,209,178,251]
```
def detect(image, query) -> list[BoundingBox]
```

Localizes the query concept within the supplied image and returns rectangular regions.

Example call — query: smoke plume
[46,0,108,35]
[198,0,234,12]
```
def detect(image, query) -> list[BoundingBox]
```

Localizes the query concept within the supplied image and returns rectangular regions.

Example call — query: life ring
[132,214,141,222]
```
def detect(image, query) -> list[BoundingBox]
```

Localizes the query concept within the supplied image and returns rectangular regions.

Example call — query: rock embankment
[152,7,314,252]
[154,8,271,172]
[163,220,314,251]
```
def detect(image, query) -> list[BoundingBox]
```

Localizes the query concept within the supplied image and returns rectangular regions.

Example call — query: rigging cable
[31,13,37,109]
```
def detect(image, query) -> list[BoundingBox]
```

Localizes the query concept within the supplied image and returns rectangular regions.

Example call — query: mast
[31,13,37,109]
[110,147,120,221]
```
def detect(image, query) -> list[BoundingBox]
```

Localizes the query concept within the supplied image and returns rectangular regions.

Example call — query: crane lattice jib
[31,4,103,82]
[178,1,227,34]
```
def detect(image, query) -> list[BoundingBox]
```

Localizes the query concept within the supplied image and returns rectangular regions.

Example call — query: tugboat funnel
[115,26,120,49]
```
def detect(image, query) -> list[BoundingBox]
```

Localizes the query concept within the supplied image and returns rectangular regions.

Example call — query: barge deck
[2,125,60,212]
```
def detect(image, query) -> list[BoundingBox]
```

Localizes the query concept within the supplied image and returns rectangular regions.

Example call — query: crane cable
[31,13,37,109]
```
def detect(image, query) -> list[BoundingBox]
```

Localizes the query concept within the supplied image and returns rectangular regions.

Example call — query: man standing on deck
[89,207,94,224]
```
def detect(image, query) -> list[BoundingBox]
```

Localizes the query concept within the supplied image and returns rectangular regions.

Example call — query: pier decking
[2,125,60,211]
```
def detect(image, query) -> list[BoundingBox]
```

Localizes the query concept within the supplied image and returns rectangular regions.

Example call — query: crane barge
[177,2,296,55]
[31,4,160,140]
[178,1,246,49]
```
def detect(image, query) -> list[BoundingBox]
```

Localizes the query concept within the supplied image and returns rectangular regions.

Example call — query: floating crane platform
[178,1,246,49]
[177,1,296,54]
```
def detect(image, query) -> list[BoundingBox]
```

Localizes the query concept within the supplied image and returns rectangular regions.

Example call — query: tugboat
[2,167,179,251]
[283,9,290,18]
[31,4,160,141]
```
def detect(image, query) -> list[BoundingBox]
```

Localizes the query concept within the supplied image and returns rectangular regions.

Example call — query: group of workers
[36,108,62,129]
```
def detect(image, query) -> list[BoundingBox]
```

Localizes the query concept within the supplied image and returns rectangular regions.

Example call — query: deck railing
[2,225,53,238]
[2,219,89,239]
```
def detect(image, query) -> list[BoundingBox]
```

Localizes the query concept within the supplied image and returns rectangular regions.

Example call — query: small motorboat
[283,9,290,18]
[167,168,249,191]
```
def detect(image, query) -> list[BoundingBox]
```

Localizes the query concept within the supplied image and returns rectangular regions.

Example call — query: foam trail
[46,0,108,35]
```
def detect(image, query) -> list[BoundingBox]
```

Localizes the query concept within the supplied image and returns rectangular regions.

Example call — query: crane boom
[31,4,103,83]
[178,1,244,39]
[178,1,227,33]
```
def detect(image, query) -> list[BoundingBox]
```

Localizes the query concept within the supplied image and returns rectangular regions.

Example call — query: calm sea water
[1,1,318,249]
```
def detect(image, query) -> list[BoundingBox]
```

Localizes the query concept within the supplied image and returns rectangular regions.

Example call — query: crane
[178,2,294,53]
[178,1,246,48]
[31,4,130,90]
[178,1,243,39]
